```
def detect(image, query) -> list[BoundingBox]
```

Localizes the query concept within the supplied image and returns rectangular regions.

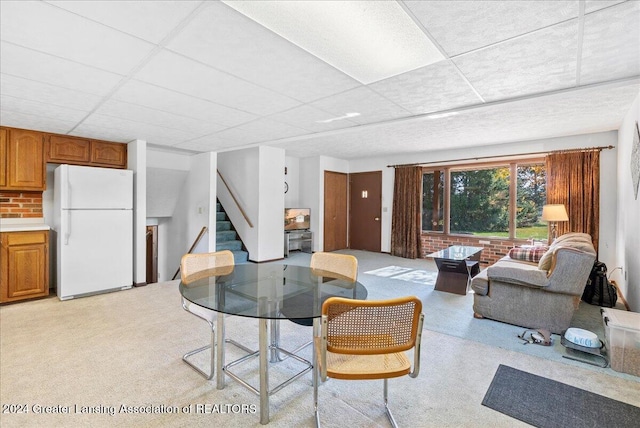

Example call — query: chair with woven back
[278,252,359,356]
[313,296,424,427]
[180,250,235,380]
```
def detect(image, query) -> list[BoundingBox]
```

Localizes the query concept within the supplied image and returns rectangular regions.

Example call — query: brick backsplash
[421,233,532,266]
[0,191,43,218]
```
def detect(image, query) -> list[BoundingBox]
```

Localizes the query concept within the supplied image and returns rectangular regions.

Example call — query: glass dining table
[179,263,367,425]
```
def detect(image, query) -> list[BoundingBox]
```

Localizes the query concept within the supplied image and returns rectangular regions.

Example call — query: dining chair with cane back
[180,250,239,379]
[313,296,424,428]
[277,252,359,356]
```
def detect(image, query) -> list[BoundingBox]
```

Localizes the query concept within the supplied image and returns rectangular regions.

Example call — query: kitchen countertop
[0,218,51,232]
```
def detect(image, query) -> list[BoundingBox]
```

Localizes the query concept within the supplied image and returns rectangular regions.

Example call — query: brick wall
[421,233,533,266]
[0,191,43,218]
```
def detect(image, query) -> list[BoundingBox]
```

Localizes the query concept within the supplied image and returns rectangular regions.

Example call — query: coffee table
[426,245,483,295]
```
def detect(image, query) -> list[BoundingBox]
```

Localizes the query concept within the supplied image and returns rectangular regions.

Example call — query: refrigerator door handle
[64,210,71,245]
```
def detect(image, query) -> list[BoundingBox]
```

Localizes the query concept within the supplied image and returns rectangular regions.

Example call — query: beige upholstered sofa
[471,233,597,334]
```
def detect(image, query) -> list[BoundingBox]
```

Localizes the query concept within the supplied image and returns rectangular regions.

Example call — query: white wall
[148,150,216,281]
[218,146,285,261]
[146,147,193,282]
[284,156,300,207]
[615,94,640,311]
[349,132,619,256]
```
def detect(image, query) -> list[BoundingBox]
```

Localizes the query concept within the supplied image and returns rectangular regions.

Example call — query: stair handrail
[172,226,208,280]
[217,170,254,228]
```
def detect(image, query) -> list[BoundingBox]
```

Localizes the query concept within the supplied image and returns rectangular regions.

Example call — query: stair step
[216,221,231,231]
[216,202,222,212]
[216,230,237,242]
[216,212,226,221]
[217,240,243,251]
[231,250,249,264]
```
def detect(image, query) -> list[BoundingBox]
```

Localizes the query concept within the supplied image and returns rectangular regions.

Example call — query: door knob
[374,217,380,221]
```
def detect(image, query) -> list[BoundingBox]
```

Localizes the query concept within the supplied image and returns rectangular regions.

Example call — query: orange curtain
[546,150,600,252]
[391,166,422,259]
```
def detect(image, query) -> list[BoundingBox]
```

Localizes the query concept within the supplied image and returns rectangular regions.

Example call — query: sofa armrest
[486,266,548,288]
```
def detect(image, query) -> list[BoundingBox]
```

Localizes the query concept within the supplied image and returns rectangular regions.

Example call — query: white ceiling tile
[47,0,202,44]
[133,49,301,115]
[78,113,201,146]
[0,74,102,111]
[1,1,155,75]
[174,134,245,153]
[580,1,640,84]
[1,94,88,123]
[0,42,123,95]
[309,87,413,125]
[404,1,578,56]
[0,109,77,135]
[453,21,578,102]
[95,99,227,135]
[268,105,359,132]
[112,80,257,128]
[212,118,308,145]
[585,0,628,13]
[369,60,482,114]
[167,2,360,103]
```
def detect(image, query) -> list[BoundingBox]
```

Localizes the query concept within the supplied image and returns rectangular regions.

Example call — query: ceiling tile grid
[0,1,637,158]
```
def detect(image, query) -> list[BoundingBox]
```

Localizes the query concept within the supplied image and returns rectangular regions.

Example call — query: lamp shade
[542,204,569,222]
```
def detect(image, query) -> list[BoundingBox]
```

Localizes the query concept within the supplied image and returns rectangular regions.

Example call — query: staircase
[216,202,249,263]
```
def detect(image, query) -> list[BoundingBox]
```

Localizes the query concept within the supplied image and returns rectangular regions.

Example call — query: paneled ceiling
[1,0,639,159]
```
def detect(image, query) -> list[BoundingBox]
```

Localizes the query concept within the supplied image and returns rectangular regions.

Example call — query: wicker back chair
[180,250,234,379]
[181,250,234,284]
[310,252,358,282]
[314,296,424,427]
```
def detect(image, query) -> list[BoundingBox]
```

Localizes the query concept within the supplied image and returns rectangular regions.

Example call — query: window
[450,166,510,237]
[422,170,444,232]
[422,161,546,240]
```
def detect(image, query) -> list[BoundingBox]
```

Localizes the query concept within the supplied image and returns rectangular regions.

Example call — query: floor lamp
[542,204,569,244]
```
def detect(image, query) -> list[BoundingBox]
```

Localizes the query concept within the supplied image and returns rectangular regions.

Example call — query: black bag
[582,261,617,307]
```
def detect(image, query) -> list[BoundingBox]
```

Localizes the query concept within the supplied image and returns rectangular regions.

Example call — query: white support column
[128,139,147,286]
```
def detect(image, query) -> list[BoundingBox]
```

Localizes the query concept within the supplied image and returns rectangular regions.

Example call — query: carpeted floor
[1,250,638,427]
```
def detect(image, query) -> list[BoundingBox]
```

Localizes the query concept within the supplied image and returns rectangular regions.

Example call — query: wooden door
[349,171,382,252]
[146,226,158,284]
[323,171,348,252]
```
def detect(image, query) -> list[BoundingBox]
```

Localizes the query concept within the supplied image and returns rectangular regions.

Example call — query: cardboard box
[601,308,640,376]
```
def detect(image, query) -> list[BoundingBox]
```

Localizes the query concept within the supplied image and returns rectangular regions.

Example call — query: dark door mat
[482,364,640,428]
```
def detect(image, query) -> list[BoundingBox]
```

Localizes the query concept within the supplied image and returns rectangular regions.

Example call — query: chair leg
[313,359,321,428]
[182,324,215,380]
[383,379,399,428]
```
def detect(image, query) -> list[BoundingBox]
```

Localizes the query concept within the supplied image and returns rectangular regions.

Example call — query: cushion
[555,232,592,243]
[508,246,549,263]
[487,266,548,288]
[538,242,596,271]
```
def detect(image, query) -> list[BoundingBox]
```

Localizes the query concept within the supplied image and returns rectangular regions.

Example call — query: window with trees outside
[422,161,547,240]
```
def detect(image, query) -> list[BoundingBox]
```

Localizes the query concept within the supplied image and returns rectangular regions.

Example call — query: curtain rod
[387,145,615,168]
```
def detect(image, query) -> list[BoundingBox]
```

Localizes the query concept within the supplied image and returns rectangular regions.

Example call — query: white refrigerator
[54,165,133,300]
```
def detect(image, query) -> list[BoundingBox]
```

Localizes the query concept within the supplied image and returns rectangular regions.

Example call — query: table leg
[259,317,269,424]
[216,311,225,390]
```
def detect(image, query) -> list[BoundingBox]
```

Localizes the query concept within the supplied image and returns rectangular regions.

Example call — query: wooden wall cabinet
[0,231,50,303]
[47,134,91,164]
[90,140,127,168]
[46,134,127,169]
[0,127,46,191]
[0,128,7,188]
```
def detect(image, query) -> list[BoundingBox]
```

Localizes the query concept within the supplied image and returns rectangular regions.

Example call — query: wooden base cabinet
[0,231,50,303]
